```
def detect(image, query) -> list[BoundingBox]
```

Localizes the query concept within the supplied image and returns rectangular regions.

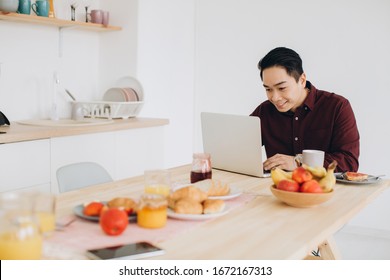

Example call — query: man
[250,47,359,172]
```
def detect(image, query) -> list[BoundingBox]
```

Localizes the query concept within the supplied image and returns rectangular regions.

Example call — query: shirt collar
[303,81,316,111]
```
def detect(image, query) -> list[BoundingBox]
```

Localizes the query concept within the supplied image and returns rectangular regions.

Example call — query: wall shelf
[0,12,122,32]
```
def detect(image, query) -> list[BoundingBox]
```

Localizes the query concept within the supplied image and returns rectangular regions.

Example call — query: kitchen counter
[0,118,169,144]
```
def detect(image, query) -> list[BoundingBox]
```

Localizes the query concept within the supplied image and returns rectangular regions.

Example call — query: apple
[277,179,300,192]
[300,179,323,193]
[292,166,313,184]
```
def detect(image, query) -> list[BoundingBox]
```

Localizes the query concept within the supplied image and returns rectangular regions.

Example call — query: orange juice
[137,194,167,229]
[0,230,42,260]
[137,206,167,228]
[145,184,170,197]
[37,212,56,234]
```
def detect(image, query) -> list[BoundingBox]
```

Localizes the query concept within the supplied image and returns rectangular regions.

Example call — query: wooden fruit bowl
[270,185,334,208]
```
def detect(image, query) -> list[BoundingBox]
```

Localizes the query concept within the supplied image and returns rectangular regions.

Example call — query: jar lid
[193,153,211,159]
[138,194,167,209]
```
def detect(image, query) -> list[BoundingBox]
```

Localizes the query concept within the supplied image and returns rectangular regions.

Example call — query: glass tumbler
[0,192,43,260]
[190,153,212,183]
[144,169,171,197]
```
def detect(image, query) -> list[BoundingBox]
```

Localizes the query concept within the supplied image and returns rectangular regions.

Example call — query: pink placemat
[45,193,255,258]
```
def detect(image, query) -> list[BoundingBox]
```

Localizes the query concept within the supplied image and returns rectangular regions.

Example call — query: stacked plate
[103,76,144,102]
[103,87,139,102]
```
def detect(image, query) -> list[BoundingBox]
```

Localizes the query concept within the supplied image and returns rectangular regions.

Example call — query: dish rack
[73,101,144,119]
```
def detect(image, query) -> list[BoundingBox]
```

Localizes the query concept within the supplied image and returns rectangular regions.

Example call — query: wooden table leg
[304,236,342,260]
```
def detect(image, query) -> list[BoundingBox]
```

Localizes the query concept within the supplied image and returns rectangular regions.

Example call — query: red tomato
[99,208,129,236]
[83,201,104,216]
[300,179,323,193]
[277,179,300,192]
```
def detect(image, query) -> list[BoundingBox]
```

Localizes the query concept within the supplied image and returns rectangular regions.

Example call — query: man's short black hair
[258,47,304,82]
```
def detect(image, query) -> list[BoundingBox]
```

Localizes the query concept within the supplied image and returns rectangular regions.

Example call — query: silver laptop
[201,112,270,178]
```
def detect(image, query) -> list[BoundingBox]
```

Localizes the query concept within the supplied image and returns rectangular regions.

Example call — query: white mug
[302,149,324,167]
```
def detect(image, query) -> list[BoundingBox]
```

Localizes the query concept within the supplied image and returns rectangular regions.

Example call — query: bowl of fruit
[270,161,337,208]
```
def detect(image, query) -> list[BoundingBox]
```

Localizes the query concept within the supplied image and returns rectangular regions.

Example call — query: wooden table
[55,165,389,260]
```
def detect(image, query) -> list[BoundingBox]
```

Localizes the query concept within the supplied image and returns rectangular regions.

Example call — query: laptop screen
[201,112,268,178]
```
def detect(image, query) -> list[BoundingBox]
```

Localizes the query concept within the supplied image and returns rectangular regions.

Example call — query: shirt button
[295,137,298,141]
[295,117,299,121]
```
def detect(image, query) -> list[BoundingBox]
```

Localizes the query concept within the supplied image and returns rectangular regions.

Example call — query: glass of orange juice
[144,169,171,197]
[0,192,43,260]
[32,192,56,237]
[137,194,168,229]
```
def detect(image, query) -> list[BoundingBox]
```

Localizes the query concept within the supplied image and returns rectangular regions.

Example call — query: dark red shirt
[250,81,360,172]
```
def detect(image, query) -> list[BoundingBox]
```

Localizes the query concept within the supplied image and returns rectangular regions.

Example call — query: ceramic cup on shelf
[102,11,109,27]
[90,9,103,24]
[0,0,19,12]
[32,0,49,17]
[17,0,31,14]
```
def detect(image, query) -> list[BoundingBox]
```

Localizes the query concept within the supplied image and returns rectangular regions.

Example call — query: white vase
[0,0,19,12]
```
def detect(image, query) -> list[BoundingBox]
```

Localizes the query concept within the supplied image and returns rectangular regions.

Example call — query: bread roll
[203,199,225,214]
[194,179,230,196]
[107,197,136,213]
[174,198,203,214]
[170,186,208,203]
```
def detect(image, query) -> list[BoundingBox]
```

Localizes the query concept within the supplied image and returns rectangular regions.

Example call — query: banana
[302,164,327,179]
[318,161,338,192]
[271,167,293,186]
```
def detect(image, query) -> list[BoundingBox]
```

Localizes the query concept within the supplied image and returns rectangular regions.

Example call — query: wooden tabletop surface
[55,164,389,260]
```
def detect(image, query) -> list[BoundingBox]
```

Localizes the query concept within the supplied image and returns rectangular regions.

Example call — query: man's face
[262,66,306,113]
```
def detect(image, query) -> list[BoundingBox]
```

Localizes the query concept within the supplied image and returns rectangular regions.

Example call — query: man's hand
[263,154,296,171]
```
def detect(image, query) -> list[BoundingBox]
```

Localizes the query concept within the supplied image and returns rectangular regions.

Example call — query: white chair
[56,162,113,193]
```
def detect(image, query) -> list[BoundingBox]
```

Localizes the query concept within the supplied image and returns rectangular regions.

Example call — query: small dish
[167,207,229,221]
[73,204,137,222]
[335,173,382,185]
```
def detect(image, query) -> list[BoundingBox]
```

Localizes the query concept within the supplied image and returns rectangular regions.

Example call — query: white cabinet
[114,126,165,179]
[0,139,51,193]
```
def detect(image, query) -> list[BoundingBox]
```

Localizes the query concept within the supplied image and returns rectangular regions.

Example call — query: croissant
[194,179,230,196]
[170,186,208,203]
[107,197,136,214]
[203,199,225,214]
[174,198,203,214]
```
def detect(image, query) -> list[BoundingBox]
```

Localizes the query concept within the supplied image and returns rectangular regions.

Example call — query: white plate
[167,207,229,221]
[73,204,137,222]
[208,185,242,200]
[115,76,144,101]
[335,173,382,185]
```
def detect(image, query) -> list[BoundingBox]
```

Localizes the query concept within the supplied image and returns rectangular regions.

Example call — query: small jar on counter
[137,194,167,229]
[190,153,212,183]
